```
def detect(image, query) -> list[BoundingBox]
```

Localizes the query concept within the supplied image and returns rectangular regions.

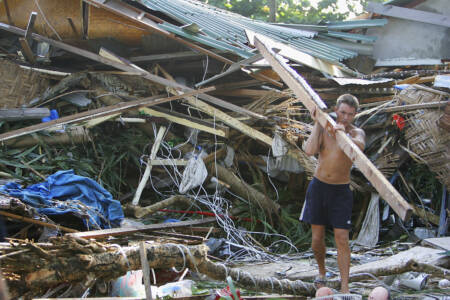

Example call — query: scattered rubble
[0,0,448,299]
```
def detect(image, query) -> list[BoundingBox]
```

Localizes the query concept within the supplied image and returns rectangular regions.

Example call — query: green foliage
[0,124,150,199]
[203,0,384,23]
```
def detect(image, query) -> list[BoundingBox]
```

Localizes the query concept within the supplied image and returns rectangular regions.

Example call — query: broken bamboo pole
[255,35,413,222]
[132,126,167,206]
[4,126,89,148]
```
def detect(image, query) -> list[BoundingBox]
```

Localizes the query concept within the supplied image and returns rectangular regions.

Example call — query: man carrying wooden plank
[300,94,365,293]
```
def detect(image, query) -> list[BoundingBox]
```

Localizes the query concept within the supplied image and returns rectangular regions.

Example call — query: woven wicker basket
[0,59,50,108]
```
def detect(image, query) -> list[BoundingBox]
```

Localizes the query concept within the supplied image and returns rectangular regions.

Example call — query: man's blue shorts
[299,177,353,229]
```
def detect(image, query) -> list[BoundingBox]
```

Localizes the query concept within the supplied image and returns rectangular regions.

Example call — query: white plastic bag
[272,133,288,157]
[179,156,208,194]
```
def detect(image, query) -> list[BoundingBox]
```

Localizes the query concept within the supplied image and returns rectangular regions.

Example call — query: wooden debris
[66,218,217,239]
[0,107,49,121]
[0,87,213,142]
[208,163,280,215]
[140,107,229,137]
[4,126,89,148]
[125,195,193,219]
[132,126,167,206]
[0,210,78,233]
[2,237,315,297]
[139,241,154,300]
[289,246,449,288]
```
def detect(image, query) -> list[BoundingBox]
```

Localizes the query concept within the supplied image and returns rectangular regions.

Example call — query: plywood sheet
[88,5,151,45]
[0,0,82,39]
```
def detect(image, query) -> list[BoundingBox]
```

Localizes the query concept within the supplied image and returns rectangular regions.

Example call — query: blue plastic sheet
[0,170,123,229]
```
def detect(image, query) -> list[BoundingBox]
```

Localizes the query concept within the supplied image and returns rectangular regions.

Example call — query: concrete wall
[366,0,450,65]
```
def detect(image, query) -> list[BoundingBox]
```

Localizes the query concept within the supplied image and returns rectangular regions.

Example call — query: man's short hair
[336,94,359,111]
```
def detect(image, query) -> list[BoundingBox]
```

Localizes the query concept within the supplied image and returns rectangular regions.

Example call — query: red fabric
[214,286,242,300]
[392,114,406,130]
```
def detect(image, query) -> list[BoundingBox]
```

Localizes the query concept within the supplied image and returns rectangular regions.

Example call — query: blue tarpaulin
[0,170,123,229]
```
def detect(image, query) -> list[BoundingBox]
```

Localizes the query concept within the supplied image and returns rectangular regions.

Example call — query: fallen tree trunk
[1,236,314,297]
[208,163,280,214]
[124,195,193,218]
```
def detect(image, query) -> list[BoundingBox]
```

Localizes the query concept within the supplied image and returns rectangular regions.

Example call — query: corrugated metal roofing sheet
[138,0,359,63]
[325,19,388,30]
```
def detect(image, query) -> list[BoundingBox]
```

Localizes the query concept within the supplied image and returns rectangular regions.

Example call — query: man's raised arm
[303,121,323,156]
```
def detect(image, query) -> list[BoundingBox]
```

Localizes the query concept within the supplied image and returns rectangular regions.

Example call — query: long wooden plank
[139,242,153,300]
[254,36,413,221]
[139,107,229,137]
[0,21,265,120]
[0,88,213,142]
[66,217,216,239]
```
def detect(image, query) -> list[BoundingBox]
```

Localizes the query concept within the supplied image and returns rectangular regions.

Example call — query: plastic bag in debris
[179,154,208,194]
[223,146,235,168]
[0,170,124,229]
[205,238,240,259]
[111,270,147,297]
[259,155,304,178]
[354,193,379,248]
[159,280,193,298]
[272,133,288,157]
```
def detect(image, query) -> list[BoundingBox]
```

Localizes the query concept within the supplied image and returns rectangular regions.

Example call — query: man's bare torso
[314,125,359,184]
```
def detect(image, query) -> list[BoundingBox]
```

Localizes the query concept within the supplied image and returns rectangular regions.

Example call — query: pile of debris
[0,0,449,299]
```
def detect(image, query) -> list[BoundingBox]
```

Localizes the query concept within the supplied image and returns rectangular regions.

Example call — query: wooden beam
[367,2,450,28]
[0,88,214,142]
[0,21,265,120]
[66,217,216,239]
[210,89,271,98]
[157,65,272,145]
[19,38,36,64]
[132,126,166,206]
[148,159,188,166]
[246,30,355,78]
[139,242,153,300]
[130,50,225,63]
[382,101,448,113]
[139,107,229,137]
[24,12,37,43]
[255,35,413,221]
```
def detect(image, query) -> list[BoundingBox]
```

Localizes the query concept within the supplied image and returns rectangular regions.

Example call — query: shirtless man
[300,94,365,293]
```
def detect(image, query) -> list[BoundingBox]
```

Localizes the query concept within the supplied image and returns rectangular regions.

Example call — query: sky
[309,0,365,17]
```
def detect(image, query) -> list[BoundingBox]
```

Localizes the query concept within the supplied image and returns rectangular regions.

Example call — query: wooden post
[132,126,166,206]
[139,242,153,300]
[254,35,413,222]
